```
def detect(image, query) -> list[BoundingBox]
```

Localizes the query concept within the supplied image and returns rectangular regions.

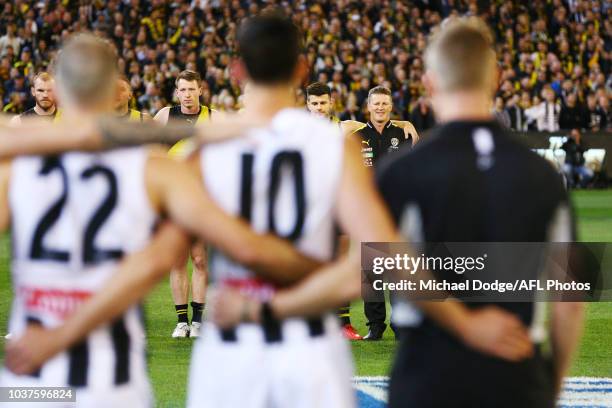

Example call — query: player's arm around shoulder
[340,120,367,137]
[145,151,322,286]
[153,106,170,125]
[0,159,11,232]
[213,138,400,324]
[5,221,191,376]
[8,114,21,126]
[391,120,420,145]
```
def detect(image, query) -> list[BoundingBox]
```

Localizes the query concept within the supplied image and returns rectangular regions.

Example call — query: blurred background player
[9,72,57,125]
[154,69,211,338]
[115,76,150,122]
[380,18,584,407]
[183,14,408,407]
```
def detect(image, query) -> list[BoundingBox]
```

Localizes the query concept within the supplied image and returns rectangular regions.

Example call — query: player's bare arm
[550,302,585,395]
[5,222,191,375]
[340,120,366,136]
[0,115,99,158]
[0,112,268,158]
[391,120,420,144]
[8,115,21,126]
[212,138,533,361]
[211,138,399,322]
[153,106,170,124]
[340,119,419,144]
[146,153,322,286]
[0,160,11,232]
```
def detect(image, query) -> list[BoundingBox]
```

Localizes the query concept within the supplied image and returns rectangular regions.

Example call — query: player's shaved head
[425,17,496,93]
[55,33,118,107]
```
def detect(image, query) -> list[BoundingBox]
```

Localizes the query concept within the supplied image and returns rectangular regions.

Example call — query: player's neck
[61,101,112,120]
[181,105,200,115]
[241,83,296,120]
[116,105,129,116]
[432,91,494,123]
[34,104,56,116]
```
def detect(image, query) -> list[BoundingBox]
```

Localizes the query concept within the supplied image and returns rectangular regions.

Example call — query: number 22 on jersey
[29,157,124,265]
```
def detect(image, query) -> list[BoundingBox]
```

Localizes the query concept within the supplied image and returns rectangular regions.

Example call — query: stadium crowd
[0,0,610,132]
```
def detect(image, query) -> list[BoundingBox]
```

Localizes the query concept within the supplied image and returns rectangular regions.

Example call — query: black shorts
[389,328,555,408]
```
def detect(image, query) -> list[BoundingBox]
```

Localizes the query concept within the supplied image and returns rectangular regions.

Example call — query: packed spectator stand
[0,0,609,133]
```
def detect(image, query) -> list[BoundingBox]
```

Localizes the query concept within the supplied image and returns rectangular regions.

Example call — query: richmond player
[9,72,58,125]
[155,69,211,338]
[115,76,150,122]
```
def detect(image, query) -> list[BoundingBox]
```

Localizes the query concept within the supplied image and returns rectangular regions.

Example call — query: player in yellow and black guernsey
[154,69,211,339]
[115,76,150,122]
[9,72,59,125]
[154,70,211,128]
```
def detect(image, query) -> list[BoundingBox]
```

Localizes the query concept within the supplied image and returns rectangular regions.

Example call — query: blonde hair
[54,33,118,105]
[425,17,496,92]
[32,71,53,83]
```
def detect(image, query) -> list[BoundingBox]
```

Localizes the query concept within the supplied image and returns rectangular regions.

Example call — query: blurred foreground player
[380,18,584,407]
[200,14,533,407]
[305,81,362,340]
[1,34,320,407]
[183,15,403,407]
[6,14,398,408]
[4,17,536,408]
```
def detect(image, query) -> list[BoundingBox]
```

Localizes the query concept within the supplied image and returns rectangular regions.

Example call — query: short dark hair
[236,14,302,84]
[306,82,331,98]
[368,85,392,101]
[175,70,202,87]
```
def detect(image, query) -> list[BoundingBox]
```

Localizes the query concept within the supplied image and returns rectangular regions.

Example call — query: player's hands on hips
[459,306,534,362]
[209,287,261,329]
[5,325,66,375]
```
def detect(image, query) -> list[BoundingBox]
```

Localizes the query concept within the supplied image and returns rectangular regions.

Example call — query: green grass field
[0,190,611,407]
